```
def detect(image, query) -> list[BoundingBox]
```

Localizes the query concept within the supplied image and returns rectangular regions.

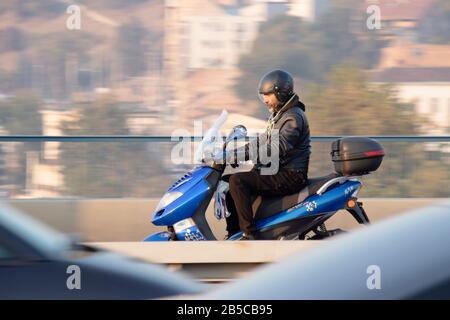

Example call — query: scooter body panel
[227,179,361,240]
[143,231,171,242]
[257,179,361,229]
[146,164,362,241]
[152,166,215,226]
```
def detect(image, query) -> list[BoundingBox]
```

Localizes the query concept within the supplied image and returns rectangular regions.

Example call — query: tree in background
[417,0,450,44]
[0,27,27,53]
[0,1,162,99]
[232,0,449,197]
[234,0,386,107]
[305,64,416,136]
[0,145,7,188]
[8,0,65,19]
[109,0,151,9]
[0,68,17,93]
[0,90,42,136]
[0,91,43,193]
[76,0,152,9]
[33,31,100,100]
[116,21,149,78]
[61,96,129,197]
[234,15,319,104]
[60,95,167,197]
[303,65,449,197]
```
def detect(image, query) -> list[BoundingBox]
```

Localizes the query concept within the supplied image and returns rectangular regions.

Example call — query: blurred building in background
[0,0,448,198]
[163,0,321,128]
[363,0,435,41]
[369,40,450,136]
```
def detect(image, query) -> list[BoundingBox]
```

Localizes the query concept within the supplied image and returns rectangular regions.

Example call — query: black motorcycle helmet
[258,69,294,105]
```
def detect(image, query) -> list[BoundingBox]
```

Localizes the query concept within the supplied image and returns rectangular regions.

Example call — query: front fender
[143,231,172,242]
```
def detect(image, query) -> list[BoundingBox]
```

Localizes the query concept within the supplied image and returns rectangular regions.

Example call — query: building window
[202,58,223,67]
[236,23,246,33]
[448,98,450,127]
[412,47,424,57]
[201,40,223,48]
[430,98,438,114]
[202,22,223,32]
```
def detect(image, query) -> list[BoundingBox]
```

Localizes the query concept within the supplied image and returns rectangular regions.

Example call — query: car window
[0,247,11,260]
[0,245,12,259]
[407,277,450,299]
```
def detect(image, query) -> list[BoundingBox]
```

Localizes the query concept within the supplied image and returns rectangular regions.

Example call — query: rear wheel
[277,233,300,240]
[306,229,347,240]
[301,224,347,240]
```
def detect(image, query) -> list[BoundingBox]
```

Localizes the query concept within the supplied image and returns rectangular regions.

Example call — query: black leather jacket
[236,94,311,176]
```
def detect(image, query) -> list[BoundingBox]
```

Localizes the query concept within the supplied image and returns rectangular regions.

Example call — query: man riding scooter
[222,69,312,240]
[145,70,383,242]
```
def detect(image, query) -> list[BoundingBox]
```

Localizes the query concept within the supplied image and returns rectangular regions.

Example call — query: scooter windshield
[194,110,228,163]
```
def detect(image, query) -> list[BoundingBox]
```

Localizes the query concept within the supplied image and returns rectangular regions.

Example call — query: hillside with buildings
[0,0,448,198]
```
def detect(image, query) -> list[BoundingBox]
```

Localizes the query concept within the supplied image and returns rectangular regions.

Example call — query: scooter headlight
[155,191,183,212]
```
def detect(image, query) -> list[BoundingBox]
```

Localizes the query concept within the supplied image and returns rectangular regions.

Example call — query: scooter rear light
[347,199,357,208]
[364,150,385,157]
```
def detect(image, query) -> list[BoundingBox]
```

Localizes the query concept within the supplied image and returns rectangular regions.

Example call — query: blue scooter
[144,111,384,241]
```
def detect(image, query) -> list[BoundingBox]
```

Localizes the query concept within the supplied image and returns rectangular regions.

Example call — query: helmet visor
[258,92,265,103]
[257,90,274,104]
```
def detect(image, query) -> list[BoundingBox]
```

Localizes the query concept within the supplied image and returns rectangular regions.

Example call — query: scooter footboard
[143,231,172,242]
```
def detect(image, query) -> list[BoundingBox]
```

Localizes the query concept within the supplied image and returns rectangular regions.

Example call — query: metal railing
[0,135,449,142]
[0,135,448,198]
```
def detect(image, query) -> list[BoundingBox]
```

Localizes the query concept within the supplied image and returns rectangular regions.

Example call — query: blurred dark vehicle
[0,203,204,299]
[204,200,450,300]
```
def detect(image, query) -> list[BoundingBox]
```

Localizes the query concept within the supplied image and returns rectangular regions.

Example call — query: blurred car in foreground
[202,199,450,299]
[0,202,204,299]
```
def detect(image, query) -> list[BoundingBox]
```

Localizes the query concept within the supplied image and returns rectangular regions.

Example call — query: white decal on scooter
[345,186,356,195]
[305,201,317,212]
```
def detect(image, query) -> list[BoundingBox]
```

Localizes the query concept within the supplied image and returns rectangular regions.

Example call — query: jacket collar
[266,93,300,137]
[270,93,299,124]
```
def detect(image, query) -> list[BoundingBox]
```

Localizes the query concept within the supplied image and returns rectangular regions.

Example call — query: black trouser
[226,167,308,236]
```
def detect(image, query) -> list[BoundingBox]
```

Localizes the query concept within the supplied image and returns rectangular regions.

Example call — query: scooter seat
[254,173,339,220]
[307,172,340,195]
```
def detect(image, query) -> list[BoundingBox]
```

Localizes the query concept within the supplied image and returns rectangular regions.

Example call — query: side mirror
[225,125,247,145]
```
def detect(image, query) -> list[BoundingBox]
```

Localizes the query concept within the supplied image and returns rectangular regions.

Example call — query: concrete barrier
[86,241,324,281]
[6,198,447,242]
[87,241,322,264]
